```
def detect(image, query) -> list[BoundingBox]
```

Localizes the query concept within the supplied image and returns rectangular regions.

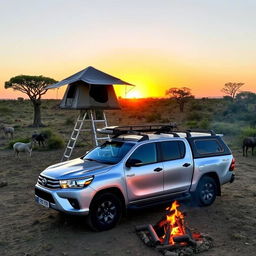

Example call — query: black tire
[87,192,122,231]
[195,176,217,206]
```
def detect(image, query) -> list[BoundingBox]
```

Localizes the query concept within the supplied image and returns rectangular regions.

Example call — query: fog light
[68,198,80,209]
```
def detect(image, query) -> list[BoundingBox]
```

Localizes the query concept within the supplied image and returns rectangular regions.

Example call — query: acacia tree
[221,82,244,99]
[166,87,194,112]
[5,75,57,127]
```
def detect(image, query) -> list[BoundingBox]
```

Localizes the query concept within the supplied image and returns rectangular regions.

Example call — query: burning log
[173,235,197,246]
[163,224,171,245]
[147,224,161,245]
[135,224,161,245]
[173,234,190,243]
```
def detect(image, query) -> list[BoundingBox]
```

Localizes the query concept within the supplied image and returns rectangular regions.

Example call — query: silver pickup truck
[35,125,235,231]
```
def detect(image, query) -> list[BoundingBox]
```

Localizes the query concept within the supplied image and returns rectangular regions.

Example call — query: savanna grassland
[0,97,256,256]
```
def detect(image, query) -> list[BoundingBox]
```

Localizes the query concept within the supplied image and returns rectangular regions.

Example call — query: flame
[159,200,186,245]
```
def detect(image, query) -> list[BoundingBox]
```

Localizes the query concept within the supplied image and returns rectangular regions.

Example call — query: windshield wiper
[84,158,116,165]
[97,160,117,165]
[84,158,96,162]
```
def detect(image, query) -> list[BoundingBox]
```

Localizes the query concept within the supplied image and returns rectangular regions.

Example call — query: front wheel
[195,176,217,206]
[87,193,122,231]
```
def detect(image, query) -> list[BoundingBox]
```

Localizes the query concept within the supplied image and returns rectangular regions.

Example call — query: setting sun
[125,89,142,99]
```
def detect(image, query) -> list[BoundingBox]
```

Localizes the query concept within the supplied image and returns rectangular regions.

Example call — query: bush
[13,124,21,129]
[211,122,241,136]
[186,119,211,130]
[39,128,65,150]
[64,117,75,125]
[47,134,64,149]
[186,120,199,129]
[8,138,30,149]
[207,106,214,112]
[186,112,202,121]
[241,127,256,137]
[146,113,161,123]
[159,118,170,124]
[40,128,54,139]
[17,97,24,102]
[189,104,203,111]
[200,119,210,129]
[0,106,12,114]
[237,112,255,122]
[233,127,256,147]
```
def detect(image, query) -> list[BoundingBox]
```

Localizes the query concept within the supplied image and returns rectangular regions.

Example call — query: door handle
[126,174,135,177]
[183,163,191,167]
[154,167,163,172]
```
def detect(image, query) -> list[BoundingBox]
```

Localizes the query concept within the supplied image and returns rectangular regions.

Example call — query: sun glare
[125,89,142,99]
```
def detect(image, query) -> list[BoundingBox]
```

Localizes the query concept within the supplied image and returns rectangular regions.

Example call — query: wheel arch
[198,172,221,196]
[90,187,126,213]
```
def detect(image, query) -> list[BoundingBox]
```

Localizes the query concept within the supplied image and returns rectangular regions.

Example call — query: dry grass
[0,98,256,256]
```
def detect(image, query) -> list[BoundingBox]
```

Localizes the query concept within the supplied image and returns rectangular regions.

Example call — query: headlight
[59,177,93,189]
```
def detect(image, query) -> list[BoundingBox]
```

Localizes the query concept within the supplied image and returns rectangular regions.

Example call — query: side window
[160,141,185,161]
[194,139,223,155]
[128,143,157,165]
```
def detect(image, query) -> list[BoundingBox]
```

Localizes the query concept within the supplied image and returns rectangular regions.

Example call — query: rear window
[194,139,223,155]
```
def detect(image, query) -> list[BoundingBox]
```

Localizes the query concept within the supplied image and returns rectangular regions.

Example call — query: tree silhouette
[5,75,57,127]
[221,82,244,99]
[166,87,194,112]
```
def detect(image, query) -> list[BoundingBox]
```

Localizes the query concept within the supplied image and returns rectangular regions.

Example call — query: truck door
[125,142,164,201]
[159,140,193,193]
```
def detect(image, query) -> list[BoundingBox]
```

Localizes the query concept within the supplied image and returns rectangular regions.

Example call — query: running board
[127,192,191,210]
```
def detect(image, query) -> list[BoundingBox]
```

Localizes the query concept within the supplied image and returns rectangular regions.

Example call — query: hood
[41,158,113,180]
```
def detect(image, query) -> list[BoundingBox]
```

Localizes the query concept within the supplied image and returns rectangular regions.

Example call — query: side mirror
[126,158,142,168]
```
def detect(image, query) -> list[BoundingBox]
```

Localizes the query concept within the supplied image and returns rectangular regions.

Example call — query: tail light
[229,158,235,171]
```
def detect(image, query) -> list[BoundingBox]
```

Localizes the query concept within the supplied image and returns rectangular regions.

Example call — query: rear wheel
[195,176,217,206]
[87,192,122,231]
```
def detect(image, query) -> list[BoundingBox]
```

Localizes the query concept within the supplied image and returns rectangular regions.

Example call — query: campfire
[136,201,213,255]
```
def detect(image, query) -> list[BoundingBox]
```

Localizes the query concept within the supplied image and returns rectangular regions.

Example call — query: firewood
[147,224,161,245]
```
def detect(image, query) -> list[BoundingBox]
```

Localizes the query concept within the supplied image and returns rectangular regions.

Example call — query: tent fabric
[47,66,133,89]
[59,82,121,110]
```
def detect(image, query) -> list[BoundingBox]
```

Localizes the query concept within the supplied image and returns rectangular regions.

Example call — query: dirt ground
[0,145,255,256]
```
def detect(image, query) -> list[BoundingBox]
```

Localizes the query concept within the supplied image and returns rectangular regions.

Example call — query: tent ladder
[61,110,110,162]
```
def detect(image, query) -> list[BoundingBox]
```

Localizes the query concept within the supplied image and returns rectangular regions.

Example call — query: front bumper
[34,183,96,215]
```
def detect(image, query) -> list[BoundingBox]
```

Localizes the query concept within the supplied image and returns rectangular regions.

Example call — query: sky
[0,0,256,99]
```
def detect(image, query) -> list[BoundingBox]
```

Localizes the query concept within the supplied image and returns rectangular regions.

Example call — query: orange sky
[0,1,255,99]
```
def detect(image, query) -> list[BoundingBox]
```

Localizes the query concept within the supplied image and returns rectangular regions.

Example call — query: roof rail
[186,129,216,136]
[111,124,175,136]
[113,133,150,142]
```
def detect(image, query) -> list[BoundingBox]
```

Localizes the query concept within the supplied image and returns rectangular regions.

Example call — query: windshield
[83,141,135,164]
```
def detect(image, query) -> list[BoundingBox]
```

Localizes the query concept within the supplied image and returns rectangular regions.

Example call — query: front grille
[35,187,55,204]
[37,175,61,189]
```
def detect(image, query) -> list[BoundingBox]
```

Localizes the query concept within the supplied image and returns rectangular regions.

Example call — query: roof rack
[111,124,175,136]
[97,125,218,139]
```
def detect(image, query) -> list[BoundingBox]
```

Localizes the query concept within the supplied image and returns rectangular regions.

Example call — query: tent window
[89,85,108,103]
[67,84,77,98]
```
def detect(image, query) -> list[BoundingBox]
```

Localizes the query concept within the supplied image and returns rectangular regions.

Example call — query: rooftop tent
[47,66,133,110]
